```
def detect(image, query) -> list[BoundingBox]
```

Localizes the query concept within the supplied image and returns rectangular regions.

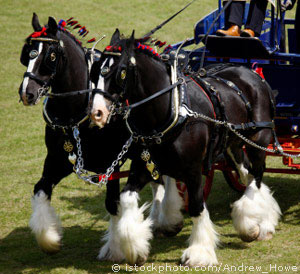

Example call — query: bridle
[92,45,186,142]
[20,36,64,104]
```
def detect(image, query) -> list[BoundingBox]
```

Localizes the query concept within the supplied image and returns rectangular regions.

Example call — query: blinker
[29,50,39,59]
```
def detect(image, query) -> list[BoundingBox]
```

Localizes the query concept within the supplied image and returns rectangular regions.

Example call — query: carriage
[169,0,300,195]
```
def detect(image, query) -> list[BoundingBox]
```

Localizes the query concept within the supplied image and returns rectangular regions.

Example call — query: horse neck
[49,32,89,117]
[130,53,171,132]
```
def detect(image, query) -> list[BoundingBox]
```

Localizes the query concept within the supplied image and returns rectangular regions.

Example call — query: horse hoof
[240,225,260,242]
[97,246,125,263]
[153,229,165,238]
[39,240,61,254]
[36,229,62,254]
[153,221,184,238]
[257,231,273,241]
[163,221,184,237]
[133,256,147,266]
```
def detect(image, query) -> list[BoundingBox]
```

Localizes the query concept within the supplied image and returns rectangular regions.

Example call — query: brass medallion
[63,140,74,152]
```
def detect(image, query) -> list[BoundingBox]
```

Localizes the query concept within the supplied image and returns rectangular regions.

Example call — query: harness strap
[190,77,216,119]
[24,72,50,87]
[124,79,184,110]
[231,121,275,130]
[210,75,253,120]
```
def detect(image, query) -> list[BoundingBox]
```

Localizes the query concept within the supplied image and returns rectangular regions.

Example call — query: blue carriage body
[171,1,300,137]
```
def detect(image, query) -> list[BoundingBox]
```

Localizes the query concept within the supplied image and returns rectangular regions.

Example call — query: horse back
[205,65,275,123]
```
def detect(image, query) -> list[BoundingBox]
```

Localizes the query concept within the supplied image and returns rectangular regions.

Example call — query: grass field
[0,0,299,273]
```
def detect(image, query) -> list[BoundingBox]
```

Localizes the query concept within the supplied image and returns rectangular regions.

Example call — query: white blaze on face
[91,58,114,128]
[21,42,43,104]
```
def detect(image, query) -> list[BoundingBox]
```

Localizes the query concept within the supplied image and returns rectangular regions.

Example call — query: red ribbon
[30,27,47,38]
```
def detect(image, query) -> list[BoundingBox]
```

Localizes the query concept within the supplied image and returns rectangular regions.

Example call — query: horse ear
[130,30,135,41]
[110,28,120,44]
[128,30,135,51]
[47,16,58,35]
[32,12,42,31]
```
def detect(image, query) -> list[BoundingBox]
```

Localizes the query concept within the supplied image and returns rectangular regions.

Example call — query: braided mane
[26,17,95,49]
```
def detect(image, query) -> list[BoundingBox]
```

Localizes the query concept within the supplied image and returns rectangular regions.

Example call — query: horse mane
[106,35,169,62]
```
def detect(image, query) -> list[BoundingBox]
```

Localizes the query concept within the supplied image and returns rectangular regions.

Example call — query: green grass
[0,0,299,273]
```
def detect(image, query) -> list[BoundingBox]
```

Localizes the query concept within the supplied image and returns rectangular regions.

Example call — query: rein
[45,88,116,101]
[110,78,184,114]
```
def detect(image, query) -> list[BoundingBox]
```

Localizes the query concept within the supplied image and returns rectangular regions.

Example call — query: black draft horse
[19,14,184,260]
[90,29,281,266]
[18,14,131,255]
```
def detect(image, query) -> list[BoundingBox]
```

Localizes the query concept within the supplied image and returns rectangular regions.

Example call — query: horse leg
[181,172,219,266]
[231,131,281,242]
[154,176,184,237]
[115,159,153,265]
[225,145,252,186]
[29,154,72,254]
[97,178,125,262]
[149,180,165,233]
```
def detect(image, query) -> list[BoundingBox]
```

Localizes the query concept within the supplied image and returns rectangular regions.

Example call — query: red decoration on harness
[98,170,130,181]
[58,20,66,29]
[30,27,47,38]
[67,20,78,26]
[136,42,160,58]
[87,38,96,43]
[73,24,82,29]
[155,40,166,48]
[164,44,173,53]
[83,30,89,37]
[78,26,86,36]
[105,45,122,52]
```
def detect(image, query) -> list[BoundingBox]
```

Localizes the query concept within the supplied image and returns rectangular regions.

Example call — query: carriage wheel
[176,169,215,212]
[222,169,246,193]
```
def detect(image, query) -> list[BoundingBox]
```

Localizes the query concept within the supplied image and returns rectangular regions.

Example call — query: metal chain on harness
[72,126,133,186]
[182,105,300,159]
[35,85,50,104]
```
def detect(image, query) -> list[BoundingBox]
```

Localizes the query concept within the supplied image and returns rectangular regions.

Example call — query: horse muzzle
[18,81,41,106]
[90,93,112,128]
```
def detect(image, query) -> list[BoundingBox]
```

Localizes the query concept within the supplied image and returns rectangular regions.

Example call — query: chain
[98,136,133,185]
[132,132,164,144]
[183,105,300,159]
[72,126,133,186]
[35,85,50,105]
[72,126,95,184]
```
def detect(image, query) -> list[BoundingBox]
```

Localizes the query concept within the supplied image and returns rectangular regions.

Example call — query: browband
[30,37,59,43]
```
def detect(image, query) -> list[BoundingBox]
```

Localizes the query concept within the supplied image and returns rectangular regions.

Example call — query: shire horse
[90,29,282,266]
[19,14,184,259]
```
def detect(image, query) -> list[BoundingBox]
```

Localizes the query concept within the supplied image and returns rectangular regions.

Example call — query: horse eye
[101,66,110,75]
[50,52,56,62]
[29,50,39,59]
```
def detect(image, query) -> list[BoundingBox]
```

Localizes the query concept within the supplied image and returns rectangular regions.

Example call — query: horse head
[90,29,170,130]
[19,13,63,105]
[19,13,88,106]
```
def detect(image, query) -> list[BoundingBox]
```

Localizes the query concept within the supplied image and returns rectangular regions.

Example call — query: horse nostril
[96,110,103,119]
[27,93,34,101]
